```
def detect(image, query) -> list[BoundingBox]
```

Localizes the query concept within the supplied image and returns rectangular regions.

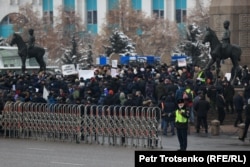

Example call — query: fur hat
[177,99,184,104]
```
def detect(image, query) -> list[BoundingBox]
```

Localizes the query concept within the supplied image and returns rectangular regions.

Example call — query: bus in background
[0,46,59,74]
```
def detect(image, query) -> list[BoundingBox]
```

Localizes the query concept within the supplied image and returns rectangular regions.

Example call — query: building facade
[0,0,204,38]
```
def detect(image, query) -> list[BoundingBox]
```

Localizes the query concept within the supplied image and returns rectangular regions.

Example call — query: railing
[1,102,162,148]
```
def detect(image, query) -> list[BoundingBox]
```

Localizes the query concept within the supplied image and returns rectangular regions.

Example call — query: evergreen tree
[106,29,136,56]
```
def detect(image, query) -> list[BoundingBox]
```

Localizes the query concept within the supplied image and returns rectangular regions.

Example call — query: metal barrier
[1,102,162,148]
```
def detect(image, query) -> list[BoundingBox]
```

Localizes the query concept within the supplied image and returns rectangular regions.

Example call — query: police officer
[169,99,190,151]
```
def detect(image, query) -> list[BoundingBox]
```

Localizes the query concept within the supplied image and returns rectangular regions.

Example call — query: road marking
[27,148,51,151]
[51,161,85,166]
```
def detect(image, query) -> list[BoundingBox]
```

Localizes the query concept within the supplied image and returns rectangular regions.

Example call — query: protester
[160,95,176,136]
[194,94,210,133]
[216,89,226,125]
[239,98,250,142]
[223,81,235,114]
[207,82,217,113]
[233,91,244,127]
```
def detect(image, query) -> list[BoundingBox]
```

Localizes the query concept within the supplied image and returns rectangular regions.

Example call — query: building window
[86,0,97,34]
[152,0,164,19]
[1,13,26,25]
[1,15,11,24]
[43,0,53,24]
[175,9,186,23]
[153,10,164,19]
[86,0,97,24]
[87,11,97,24]
[175,0,186,23]
[43,11,53,24]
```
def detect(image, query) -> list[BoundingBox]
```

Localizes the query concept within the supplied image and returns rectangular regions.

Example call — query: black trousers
[242,119,250,139]
[217,107,225,124]
[225,99,234,113]
[196,116,208,132]
[234,109,243,126]
[176,128,188,151]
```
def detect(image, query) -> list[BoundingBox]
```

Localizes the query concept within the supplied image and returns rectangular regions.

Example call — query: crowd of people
[0,62,250,145]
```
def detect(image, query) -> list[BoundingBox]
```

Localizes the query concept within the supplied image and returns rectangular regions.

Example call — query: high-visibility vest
[184,88,194,99]
[175,109,188,123]
[197,71,205,83]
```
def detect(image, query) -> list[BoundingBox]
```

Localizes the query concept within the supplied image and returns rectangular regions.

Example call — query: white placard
[137,56,147,63]
[61,64,78,76]
[111,68,118,77]
[78,70,95,79]
[129,56,136,61]
[112,60,118,68]
[43,86,49,100]
[177,58,187,67]
[225,73,231,81]
[12,84,16,91]
[96,57,100,65]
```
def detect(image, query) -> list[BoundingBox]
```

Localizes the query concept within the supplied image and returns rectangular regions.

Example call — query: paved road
[0,131,249,167]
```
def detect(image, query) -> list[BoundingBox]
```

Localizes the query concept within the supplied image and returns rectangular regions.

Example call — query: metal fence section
[2,102,162,148]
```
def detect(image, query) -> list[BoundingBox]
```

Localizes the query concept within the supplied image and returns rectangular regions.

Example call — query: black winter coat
[245,104,250,121]
[194,99,210,117]
[216,94,225,108]
[233,94,244,110]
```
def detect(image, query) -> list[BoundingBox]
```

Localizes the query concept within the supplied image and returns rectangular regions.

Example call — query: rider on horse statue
[222,20,231,49]
[212,20,231,59]
[27,28,35,55]
[10,29,46,73]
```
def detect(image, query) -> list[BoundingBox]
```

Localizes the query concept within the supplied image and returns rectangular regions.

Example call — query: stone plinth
[211,120,220,136]
[209,0,250,73]
[238,123,245,138]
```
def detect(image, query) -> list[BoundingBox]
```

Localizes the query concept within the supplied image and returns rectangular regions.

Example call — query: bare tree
[178,0,211,67]
[11,3,87,64]
[186,0,210,31]
[11,2,181,65]
[93,0,179,64]
[44,5,87,62]
[11,3,44,43]
[135,17,179,63]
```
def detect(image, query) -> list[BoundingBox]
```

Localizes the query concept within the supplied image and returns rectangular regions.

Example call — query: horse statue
[202,27,242,85]
[10,33,46,73]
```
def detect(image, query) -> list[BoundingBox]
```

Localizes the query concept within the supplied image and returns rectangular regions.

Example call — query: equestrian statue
[202,20,242,85]
[10,29,46,73]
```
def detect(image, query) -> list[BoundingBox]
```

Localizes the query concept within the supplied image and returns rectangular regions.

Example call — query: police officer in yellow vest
[170,98,190,151]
